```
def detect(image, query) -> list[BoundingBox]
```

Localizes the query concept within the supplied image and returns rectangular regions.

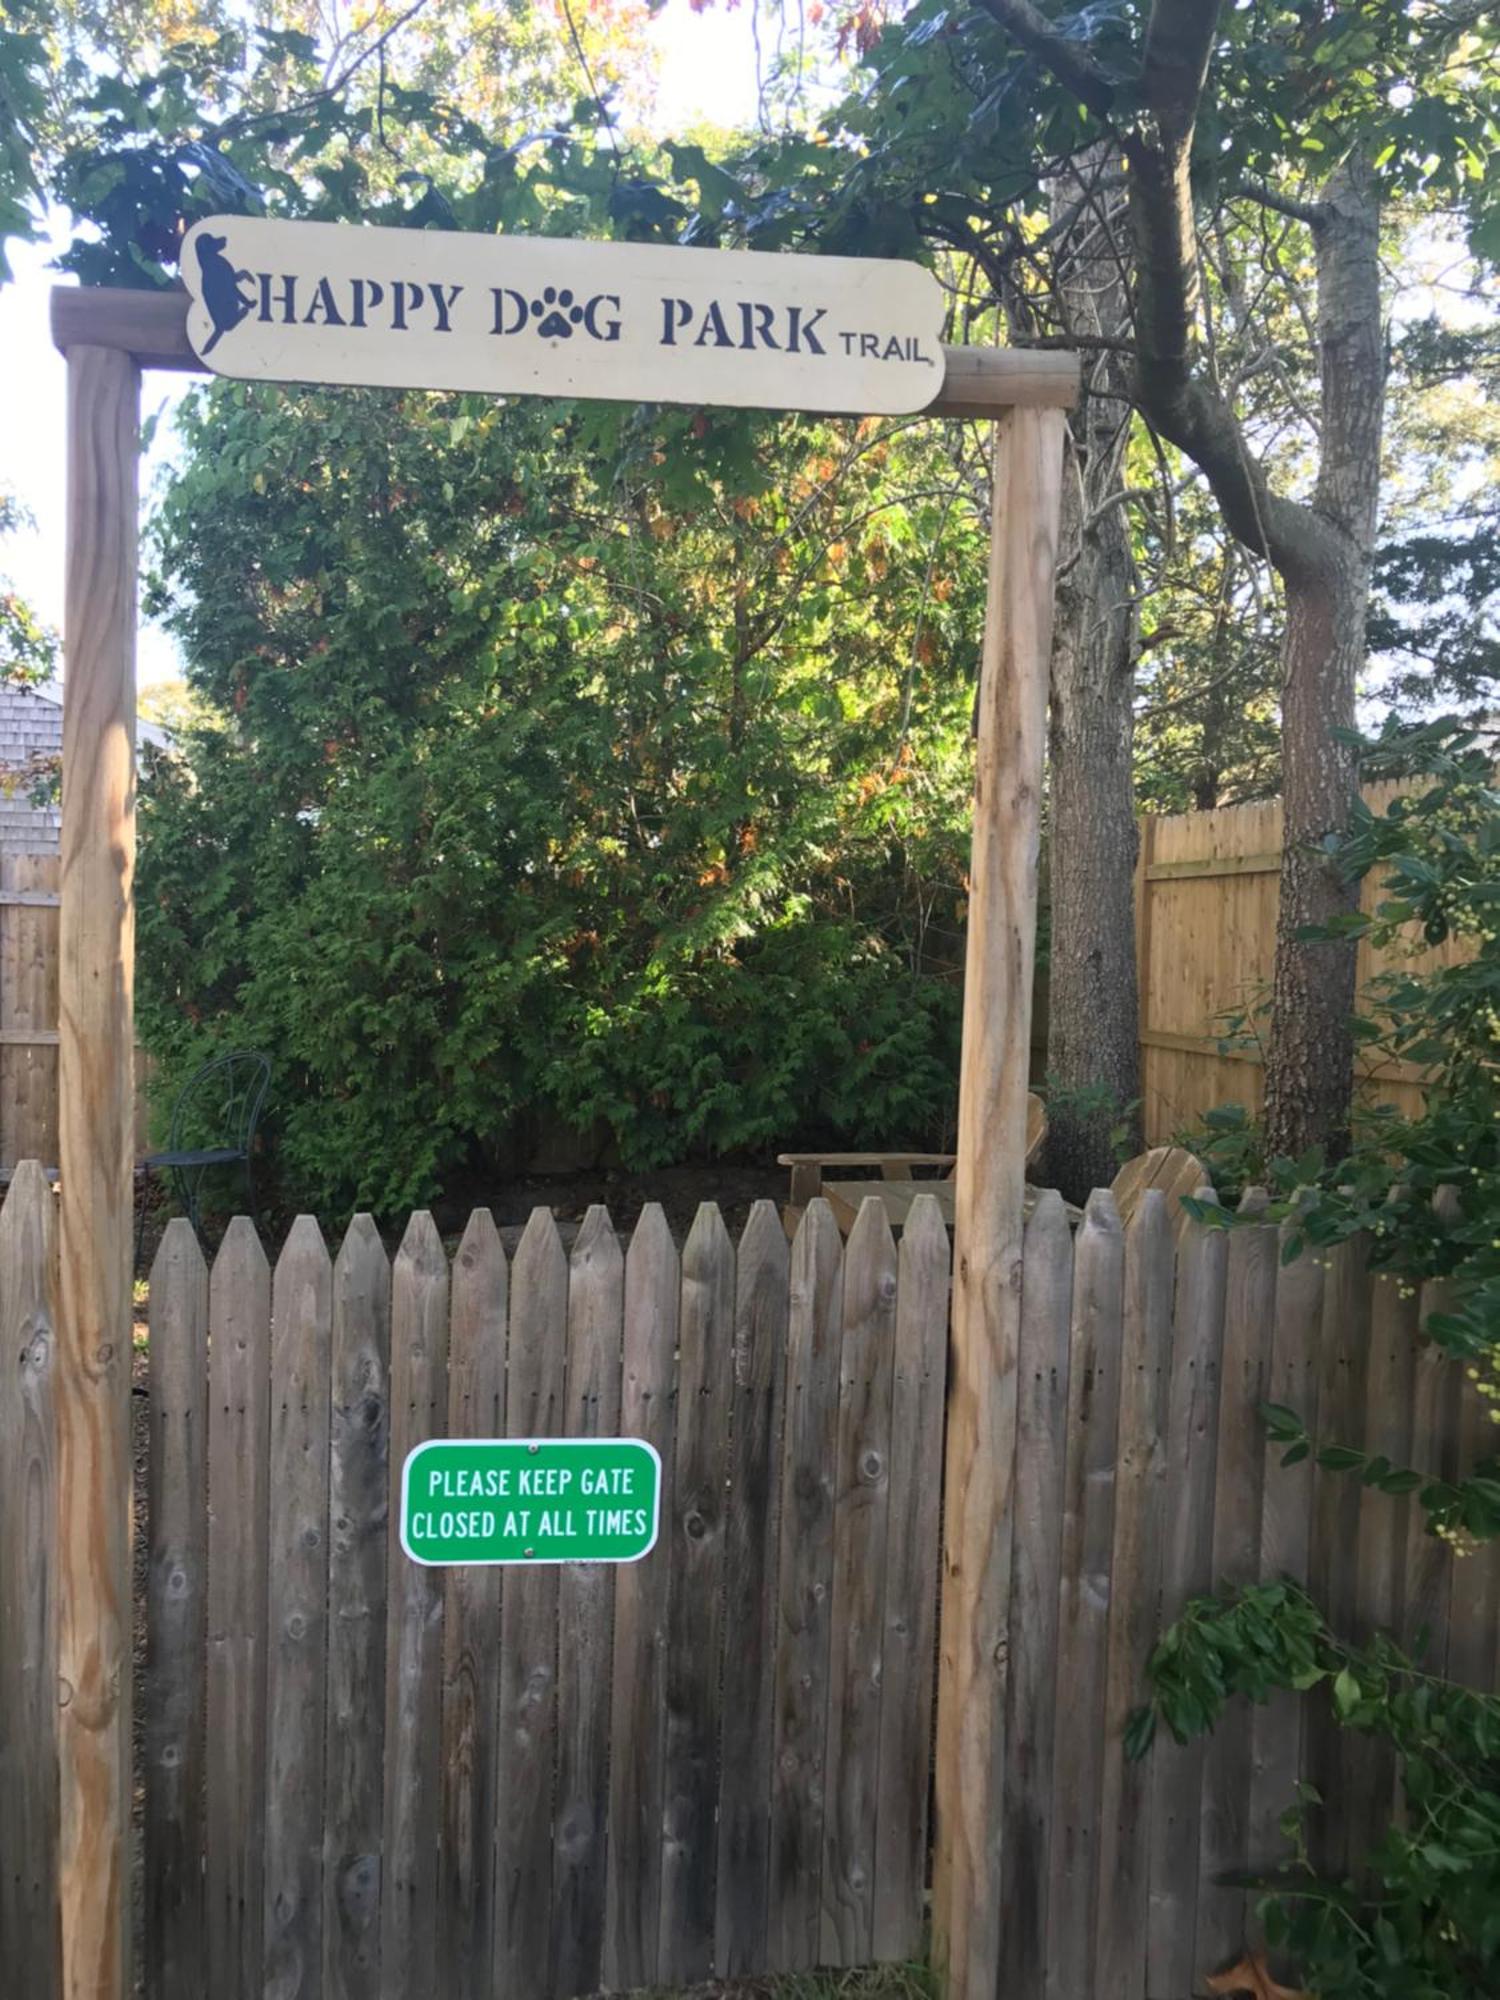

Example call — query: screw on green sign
[399,1437,661,1566]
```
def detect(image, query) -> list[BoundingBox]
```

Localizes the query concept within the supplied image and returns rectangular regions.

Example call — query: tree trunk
[1262,156,1384,1162]
[1043,155,1143,1201]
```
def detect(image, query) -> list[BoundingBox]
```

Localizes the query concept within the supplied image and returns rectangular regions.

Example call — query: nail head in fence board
[58,340,139,2000]
[821,1197,899,1967]
[1246,1227,1324,1880]
[659,1202,735,1987]
[998,1188,1074,2000]
[1306,1232,1372,1875]
[932,405,1065,2000]
[381,1211,450,2000]
[715,1199,789,1975]
[0,1163,61,1993]
[604,1202,680,1992]
[263,1216,334,2000]
[873,1192,950,1964]
[1146,1195,1228,2000]
[1401,1190,1461,1677]
[206,1216,273,2000]
[322,1215,391,2000]
[1094,1189,1174,2000]
[1046,1191,1126,2000]
[767,1198,844,1973]
[439,1209,508,2000]
[144,1218,208,2000]
[496,1208,567,1999]
[1195,1192,1277,1979]
[553,1206,624,1999]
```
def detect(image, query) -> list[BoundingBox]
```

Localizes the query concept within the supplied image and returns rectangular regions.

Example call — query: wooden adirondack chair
[779,1093,1048,1237]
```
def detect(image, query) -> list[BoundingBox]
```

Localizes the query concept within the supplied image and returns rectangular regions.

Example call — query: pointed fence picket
[1,1165,1498,2000]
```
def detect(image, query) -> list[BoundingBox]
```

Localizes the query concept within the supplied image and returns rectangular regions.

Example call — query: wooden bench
[780,1094,1048,1236]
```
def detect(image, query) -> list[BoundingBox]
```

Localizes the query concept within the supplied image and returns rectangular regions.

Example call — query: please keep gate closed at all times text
[400,1436,662,1566]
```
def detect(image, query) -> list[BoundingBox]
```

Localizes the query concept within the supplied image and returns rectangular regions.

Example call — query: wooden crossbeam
[51,285,1081,412]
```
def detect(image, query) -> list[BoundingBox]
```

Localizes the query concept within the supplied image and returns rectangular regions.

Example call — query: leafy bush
[138,380,985,1216]
[1133,1581,1500,2000]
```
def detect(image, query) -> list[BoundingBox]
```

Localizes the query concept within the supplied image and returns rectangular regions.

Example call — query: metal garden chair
[138,1050,270,1256]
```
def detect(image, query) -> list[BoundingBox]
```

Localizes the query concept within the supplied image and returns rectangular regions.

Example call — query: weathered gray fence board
[872,1193,949,1964]
[439,1209,508,2000]
[821,1198,899,1967]
[999,1189,1073,2000]
[144,1218,208,2000]
[1094,1191,1174,2000]
[0,1164,60,1995]
[264,1217,334,2000]
[767,1199,843,1973]
[1046,1190,1124,2000]
[206,1217,273,2000]
[553,1207,623,1999]
[495,1208,566,1999]
[659,1203,735,1987]
[604,1203,679,1992]
[715,1200,788,1976]
[1146,1200,1228,2000]
[322,1216,391,2000]
[1195,1197,1276,1979]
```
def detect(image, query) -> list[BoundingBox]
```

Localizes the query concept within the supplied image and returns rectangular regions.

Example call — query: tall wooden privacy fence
[0,1176,950,2000]
[3,1170,1499,2000]
[1133,782,1469,1143]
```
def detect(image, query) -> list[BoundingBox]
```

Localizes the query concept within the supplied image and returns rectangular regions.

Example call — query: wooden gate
[0,1175,949,2000]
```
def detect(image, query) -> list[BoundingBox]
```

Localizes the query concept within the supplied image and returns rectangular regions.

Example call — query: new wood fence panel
[0,858,59,1173]
[1308,1233,1373,1875]
[323,1216,391,2000]
[553,1207,623,2000]
[1146,1200,1228,2000]
[0,1162,60,1996]
[821,1197,899,1968]
[872,1192,950,1964]
[1196,1196,1277,1979]
[604,1203,679,1993]
[999,1190,1073,2000]
[206,1216,272,2000]
[1247,1224,1324,1877]
[439,1210,508,2000]
[380,1213,449,2000]
[767,1198,843,1974]
[1094,1190,1174,2000]
[1046,1190,1124,2000]
[715,1200,788,1977]
[495,1209,567,1999]
[264,1217,333,2000]
[659,1203,735,1988]
[144,1218,208,2000]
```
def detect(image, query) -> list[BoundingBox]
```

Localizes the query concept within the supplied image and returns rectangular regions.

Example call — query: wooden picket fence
[2,1167,1498,1999]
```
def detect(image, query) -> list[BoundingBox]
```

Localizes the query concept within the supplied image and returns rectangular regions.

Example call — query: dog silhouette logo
[196,232,251,355]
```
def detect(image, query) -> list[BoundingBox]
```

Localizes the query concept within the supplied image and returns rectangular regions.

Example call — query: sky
[0,0,767,687]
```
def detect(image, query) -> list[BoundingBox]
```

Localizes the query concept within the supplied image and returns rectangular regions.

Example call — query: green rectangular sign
[399,1436,661,1567]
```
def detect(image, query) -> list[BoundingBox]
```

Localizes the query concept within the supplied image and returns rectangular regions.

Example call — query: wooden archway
[51,277,1071,2000]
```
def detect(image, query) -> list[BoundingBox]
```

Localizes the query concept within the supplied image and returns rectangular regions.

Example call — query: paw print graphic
[530,286,585,339]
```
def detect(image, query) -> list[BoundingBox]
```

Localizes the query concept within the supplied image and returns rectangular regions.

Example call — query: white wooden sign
[179,215,947,414]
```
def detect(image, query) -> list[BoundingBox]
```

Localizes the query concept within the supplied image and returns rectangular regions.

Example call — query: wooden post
[56,342,139,2000]
[931,404,1066,2000]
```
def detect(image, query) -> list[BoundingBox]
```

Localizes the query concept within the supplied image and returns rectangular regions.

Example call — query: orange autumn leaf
[1204,1951,1311,2000]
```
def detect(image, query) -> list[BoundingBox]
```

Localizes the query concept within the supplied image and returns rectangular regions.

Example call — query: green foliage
[0,491,56,691]
[1132,1581,1500,2000]
[138,379,985,1217]
[1181,721,1500,1543]
[0,0,49,278]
